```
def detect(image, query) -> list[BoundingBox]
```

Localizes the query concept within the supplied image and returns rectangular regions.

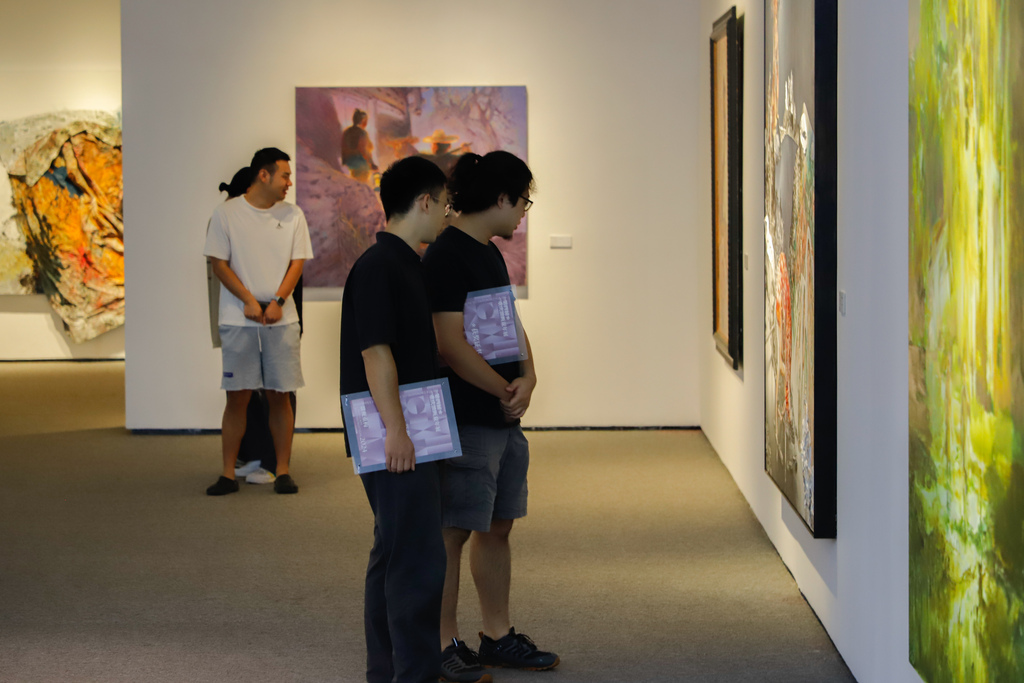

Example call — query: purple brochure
[463,285,528,365]
[341,378,462,475]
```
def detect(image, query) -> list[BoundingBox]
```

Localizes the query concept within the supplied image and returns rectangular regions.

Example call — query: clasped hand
[243,300,282,325]
[501,375,536,421]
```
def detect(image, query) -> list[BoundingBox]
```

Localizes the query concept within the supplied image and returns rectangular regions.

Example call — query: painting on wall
[909,1,1024,679]
[710,6,744,370]
[0,111,124,343]
[763,0,837,538]
[295,87,528,291]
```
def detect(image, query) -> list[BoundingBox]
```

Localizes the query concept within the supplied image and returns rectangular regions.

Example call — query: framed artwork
[909,0,1024,679]
[0,111,123,343]
[763,0,837,538]
[294,87,528,293]
[710,7,744,370]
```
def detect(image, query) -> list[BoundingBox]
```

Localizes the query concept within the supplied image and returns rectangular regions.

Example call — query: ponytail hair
[218,167,255,198]
[447,151,534,214]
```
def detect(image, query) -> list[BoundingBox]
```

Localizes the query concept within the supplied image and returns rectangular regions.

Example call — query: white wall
[121,0,705,429]
[0,0,124,360]
[698,0,918,681]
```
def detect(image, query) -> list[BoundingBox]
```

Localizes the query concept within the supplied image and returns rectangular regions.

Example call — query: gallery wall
[0,0,124,359]
[698,0,918,681]
[121,0,706,429]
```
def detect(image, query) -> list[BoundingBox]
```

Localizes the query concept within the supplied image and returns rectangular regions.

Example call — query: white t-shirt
[204,196,314,327]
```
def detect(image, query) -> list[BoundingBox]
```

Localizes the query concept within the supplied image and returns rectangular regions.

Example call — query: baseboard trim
[130,425,700,435]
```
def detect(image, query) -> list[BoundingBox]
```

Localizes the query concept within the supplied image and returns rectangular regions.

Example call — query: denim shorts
[219,323,304,392]
[441,424,529,532]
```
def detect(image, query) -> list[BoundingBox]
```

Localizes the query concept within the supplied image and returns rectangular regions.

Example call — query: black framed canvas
[710,7,744,370]
[763,0,837,538]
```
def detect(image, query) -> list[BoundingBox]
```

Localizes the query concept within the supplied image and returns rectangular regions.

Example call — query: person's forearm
[442,336,511,399]
[210,258,257,305]
[521,331,536,381]
[275,260,304,300]
[434,312,510,398]
[362,345,407,435]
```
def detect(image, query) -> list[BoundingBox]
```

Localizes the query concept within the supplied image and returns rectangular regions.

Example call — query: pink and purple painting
[295,87,528,290]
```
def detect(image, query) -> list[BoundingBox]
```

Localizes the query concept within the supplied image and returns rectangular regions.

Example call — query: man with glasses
[340,156,452,683]
[424,151,558,683]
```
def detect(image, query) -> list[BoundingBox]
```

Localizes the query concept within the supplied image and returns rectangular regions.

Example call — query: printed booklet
[463,285,528,365]
[341,378,462,475]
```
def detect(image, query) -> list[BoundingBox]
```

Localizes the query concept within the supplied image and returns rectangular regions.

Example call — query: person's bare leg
[221,390,252,478]
[440,527,471,649]
[470,518,514,640]
[265,390,294,476]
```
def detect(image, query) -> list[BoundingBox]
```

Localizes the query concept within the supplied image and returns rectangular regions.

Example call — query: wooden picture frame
[710,7,744,370]
[763,0,837,539]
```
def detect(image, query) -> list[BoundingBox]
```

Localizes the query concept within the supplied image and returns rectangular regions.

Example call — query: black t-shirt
[422,226,522,428]
[340,231,438,397]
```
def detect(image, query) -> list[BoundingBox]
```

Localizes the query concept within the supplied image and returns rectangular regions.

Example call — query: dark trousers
[237,390,297,473]
[360,463,446,683]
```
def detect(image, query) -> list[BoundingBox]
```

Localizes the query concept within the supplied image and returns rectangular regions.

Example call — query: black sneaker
[478,628,559,670]
[440,639,492,683]
[206,476,239,496]
[274,473,298,494]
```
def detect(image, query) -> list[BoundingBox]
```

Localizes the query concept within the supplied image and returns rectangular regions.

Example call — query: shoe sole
[481,656,559,671]
[206,486,239,496]
[440,675,492,683]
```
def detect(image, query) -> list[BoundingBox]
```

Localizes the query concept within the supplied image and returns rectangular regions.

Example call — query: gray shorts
[441,424,529,532]
[219,323,304,392]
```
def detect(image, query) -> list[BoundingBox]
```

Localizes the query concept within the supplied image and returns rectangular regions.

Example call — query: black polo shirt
[340,232,439,400]
[422,226,522,428]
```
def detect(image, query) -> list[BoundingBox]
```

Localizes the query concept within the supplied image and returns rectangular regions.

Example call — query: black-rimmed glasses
[520,195,534,211]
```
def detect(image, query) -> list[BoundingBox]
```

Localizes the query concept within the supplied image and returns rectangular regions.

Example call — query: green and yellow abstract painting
[910,1,1024,680]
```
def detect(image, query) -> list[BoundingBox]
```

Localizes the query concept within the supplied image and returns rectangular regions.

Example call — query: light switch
[550,235,573,249]
[839,290,847,316]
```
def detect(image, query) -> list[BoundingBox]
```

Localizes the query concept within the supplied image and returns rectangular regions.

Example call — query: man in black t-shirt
[423,151,559,679]
[339,156,451,683]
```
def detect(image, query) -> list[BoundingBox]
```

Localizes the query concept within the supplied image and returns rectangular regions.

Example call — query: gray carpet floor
[0,362,855,682]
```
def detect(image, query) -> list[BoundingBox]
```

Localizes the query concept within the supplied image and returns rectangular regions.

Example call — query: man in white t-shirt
[203,148,314,496]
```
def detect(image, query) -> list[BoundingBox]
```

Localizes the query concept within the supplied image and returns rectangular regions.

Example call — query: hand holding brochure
[341,379,462,475]
[463,285,528,365]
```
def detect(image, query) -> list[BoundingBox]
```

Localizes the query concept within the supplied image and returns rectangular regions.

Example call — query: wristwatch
[274,296,286,306]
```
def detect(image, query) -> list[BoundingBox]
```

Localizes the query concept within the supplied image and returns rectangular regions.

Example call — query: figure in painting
[386,135,421,161]
[420,129,471,176]
[342,109,379,184]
